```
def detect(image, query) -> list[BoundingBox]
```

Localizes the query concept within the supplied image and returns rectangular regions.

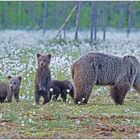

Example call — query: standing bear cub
[49,80,74,102]
[71,52,140,105]
[34,53,52,105]
[0,76,22,103]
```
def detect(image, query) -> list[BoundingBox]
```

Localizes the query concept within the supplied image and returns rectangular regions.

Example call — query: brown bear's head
[74,91,89,105]
[64,80,74,90]
[8,76,22,91]
[37,53,51,68]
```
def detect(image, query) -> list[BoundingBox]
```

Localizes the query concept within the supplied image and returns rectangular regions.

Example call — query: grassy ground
[0,88,140,139]
[1,31,140,139]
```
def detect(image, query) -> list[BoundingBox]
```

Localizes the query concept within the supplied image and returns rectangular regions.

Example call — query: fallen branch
[55,4,77,39]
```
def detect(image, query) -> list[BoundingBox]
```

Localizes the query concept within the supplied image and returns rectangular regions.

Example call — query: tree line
[0,1,140,40]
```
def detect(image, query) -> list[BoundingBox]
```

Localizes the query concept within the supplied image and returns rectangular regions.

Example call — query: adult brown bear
[71,52,140,105]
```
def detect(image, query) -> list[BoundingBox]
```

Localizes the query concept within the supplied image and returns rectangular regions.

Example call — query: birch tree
[42,1,47,34]
[102,2,106,41]
[75,2,81,40]
[127,1,136,37]
[90,2,98,41]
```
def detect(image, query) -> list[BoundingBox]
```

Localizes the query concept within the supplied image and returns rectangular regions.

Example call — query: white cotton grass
[50,88,53,92]
[21,121,25,126]
[18,116,22,120]
[28,118,33,124]
[1,30,140,99]
[75,119,80,125]
[78,101,81,105]
[68,100,72,104]
[32,111,36,115]
[66,89,70,93]
[138,133,140,138]
[0,113,2,119]
[82,98,85,101]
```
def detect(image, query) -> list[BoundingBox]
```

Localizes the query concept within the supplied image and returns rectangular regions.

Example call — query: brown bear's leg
[6,92,13,103]
[0,97,4,103]
[73,67,96,105]
[34,86,41,104]
[72,61,98,105]
[74,83,94,105]
[133,84,140,95]
[42,94,48,104]
[14,93,19,102]
[61,93,67,102]
[133,81,140,98]
[82,88,93,104]
[133,74,140,95]
[52,94,59,101]
[110,84,130,105]
[42,91,52,105]
[52,87,61,101]
[61,89,68,102]
[69,90,74,99]
[35,93,41,104]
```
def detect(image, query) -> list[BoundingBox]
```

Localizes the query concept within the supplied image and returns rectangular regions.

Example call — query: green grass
[0,38,140,139]
[0,89,140,139]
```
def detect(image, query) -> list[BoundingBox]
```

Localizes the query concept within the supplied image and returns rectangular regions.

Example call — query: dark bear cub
[50,80,74,102]
[34,53,52,105]
[0,76,22,103]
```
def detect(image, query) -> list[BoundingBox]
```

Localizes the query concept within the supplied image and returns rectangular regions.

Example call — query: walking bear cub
[34,53,52,105]
[50,80,74,102]
[71,52,140,105]
[0,76,22,103]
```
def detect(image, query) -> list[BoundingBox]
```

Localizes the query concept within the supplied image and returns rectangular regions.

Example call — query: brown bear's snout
[40,61,47,68]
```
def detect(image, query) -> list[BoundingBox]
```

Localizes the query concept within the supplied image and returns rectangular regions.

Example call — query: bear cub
[0,76,22,103]
[34,53,52,105]
[50,80,74,102]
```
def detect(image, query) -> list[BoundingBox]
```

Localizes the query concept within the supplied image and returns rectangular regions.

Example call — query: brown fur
[0,76,22,103]
[34,53,52,104]
[50,80,74,102]
[71,52,140,105]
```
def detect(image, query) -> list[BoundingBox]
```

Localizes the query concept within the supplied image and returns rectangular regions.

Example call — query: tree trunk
[18,1,21,28]
[117,2,125,29]
[75,2,81,40]
[63,1,67,39]
[127,2,135,37]
[55,4,77,39]
[43,1,47,34]
[102,3,106,41]
[1,2,8,29]
[90,2,98,41]
[63,26,66,39]
[25,2,35,29]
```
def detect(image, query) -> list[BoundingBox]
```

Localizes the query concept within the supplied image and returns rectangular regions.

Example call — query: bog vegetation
[0,30,140,138]
[0,1,140,29]
[0,1,140,40]
[0,1,140,139]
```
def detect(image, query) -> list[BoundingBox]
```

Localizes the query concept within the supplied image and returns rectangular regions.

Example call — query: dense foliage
[0,1,140,30]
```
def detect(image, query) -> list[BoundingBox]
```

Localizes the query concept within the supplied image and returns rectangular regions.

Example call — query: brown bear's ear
[8,76,12,79]
[37,53,41,58]
[47,54,51,59]
[18,76,22,81]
